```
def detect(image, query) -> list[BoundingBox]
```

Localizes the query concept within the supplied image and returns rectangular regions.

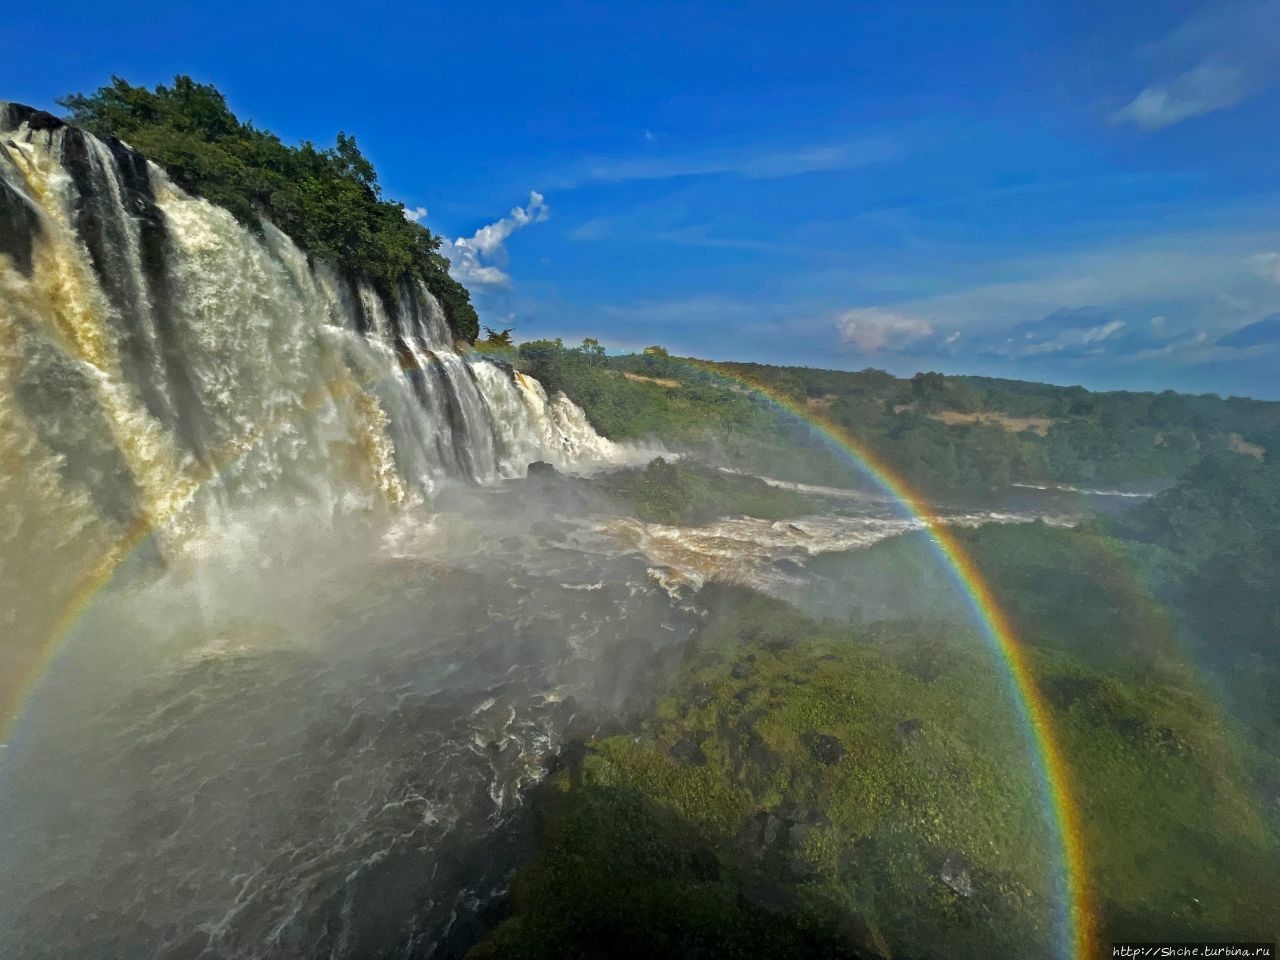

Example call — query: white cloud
[836,308,934,352]
[1247,251,1280,283]
[1111,0,1280,131]
[404,205,428,223]
[441,191,550,288]
[1111,60,1248,130]
[823,226,1280,366]
[579,136,902,185]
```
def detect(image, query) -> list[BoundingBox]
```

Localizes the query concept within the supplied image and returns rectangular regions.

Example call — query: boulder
[940,850,974,897]
[669,736,708,767]
[525,460,560,480]
[800,731,846,766]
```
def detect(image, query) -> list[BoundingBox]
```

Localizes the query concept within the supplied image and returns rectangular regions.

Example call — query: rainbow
[675,357,1093,960]
[0,358,410,740]
[2,349,1093,960]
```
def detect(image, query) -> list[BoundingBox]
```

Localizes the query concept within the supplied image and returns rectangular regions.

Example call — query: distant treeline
[59,77,481,341]
[483,336,1278,494]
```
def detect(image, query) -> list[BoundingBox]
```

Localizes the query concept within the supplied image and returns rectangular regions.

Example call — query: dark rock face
[0,176,41,276]
[839,915,893,960]
[526,460,560,480]
[800,731,845,766]
[3,102,65,132]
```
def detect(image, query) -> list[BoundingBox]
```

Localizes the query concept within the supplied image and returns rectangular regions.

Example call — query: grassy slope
[471,538,1280,958]
[595,458,820,525]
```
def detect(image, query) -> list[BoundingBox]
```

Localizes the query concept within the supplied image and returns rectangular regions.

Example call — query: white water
[605,509,1079,597]
[0,105,669,960]
[0,106,628,704]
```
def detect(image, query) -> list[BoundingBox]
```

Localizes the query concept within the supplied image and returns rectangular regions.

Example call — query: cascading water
[0,104,673,959]
[0,102,625,710]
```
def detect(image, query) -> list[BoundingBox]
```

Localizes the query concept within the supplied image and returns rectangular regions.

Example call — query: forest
[487,335,1278,495]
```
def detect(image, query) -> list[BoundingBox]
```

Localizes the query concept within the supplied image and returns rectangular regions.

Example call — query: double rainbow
[1,350,1094,960]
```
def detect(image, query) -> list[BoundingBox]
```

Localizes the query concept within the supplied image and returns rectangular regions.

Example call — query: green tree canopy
[59,76,480,341]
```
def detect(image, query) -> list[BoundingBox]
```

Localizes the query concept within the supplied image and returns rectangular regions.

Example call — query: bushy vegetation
[508,339,858,486]
[473,419,1280,957]
[59,77,480,340]
[599,458,818,525]
[503,339,1280,496]
[473,580,1279,958]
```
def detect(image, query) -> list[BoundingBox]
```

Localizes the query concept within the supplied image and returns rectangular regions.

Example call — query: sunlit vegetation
[505,339,1280,496]
[473,428,1280,957]
[59,77,481,340]
[472,577,1278,957]
[598,458,818,525]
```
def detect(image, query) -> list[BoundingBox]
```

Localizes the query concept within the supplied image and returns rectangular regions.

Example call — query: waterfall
[0,105,622,514]
[0,102,621,714]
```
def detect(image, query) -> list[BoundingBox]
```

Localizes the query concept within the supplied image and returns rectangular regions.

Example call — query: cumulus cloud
[441,192,550,288]
[1111,0,1280,131]
[836,308,934,352]
[404,205,428,223]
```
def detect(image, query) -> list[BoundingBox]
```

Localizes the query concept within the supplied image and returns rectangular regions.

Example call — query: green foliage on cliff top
[58,76,480,341]
[505,338,1280,495]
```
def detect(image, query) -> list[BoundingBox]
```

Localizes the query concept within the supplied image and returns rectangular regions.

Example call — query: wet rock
[896,718,923,741]
[525,460,559,480]
[940,850,974,897]
[761,812,790,847]
[530,519,570,540]
[733,685,757,705]
[687,683,715,710]
[3,103,65,132]
[669,735,707,767]
[545,739,588,776]
[800,731,845,766]
[736,809,795,856]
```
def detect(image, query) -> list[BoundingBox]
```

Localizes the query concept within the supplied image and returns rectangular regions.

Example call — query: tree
[59,76,481,342]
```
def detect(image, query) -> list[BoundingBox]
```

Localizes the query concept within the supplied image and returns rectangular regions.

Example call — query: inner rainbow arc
[683,358,1093,960]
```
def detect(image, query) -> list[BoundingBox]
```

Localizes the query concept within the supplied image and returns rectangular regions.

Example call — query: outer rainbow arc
[683,358,1094,960]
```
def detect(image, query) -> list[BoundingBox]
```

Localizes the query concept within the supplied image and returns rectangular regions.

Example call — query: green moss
[597,457,818,525]
[474,579,1279,958]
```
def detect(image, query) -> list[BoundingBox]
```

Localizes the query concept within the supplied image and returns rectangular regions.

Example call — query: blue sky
[6,0,1280,396]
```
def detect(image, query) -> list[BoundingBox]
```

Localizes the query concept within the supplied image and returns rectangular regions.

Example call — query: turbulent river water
[0,103,1099,958]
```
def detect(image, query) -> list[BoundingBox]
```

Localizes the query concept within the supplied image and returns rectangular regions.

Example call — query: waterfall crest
[0,102,620,711]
